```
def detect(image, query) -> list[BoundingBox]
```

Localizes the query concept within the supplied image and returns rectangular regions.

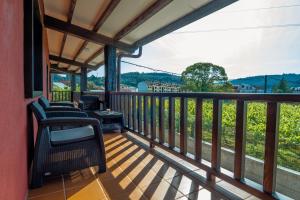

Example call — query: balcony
[29,132,266,200]
[44,90,300,200]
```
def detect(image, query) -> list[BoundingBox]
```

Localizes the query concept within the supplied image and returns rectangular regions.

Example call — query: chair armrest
[45,107,81,112]
[46,111,88,118]
[50,102,74,107]
[41,117,100,127]
[41,117,102,139]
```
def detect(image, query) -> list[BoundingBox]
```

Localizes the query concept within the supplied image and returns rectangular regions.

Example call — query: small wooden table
[93,110,125,133]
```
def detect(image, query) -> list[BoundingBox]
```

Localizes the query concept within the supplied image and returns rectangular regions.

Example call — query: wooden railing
[109,91,300,199]
[51,91,72,102]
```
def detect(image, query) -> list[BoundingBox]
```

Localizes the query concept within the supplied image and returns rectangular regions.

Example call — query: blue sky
[89,0,300,79]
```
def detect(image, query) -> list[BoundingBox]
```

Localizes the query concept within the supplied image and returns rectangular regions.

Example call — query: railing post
[128,95,132,129]
[263,101,279,194]
[234,100,247,180]
[71,74,76,102]
[211,99,222,173]
[168,97,175,149]
[137,95,142,134]
[180,97,187,155]
[132,95,137,131]
[150,96,156,140]
[195,98,203,162]
[143,96,149,136]
[159,96,165,144]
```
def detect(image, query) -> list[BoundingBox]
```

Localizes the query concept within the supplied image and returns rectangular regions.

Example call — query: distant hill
[54,72,300,91]
[87,72,181,88]
[120,72,181,87]
[230,74,300,89]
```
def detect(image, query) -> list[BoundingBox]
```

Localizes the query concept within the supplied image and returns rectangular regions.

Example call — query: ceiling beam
[49,55,96,69]
[134,0,238,47]
[59,0,77,58]
[44,15,136,53]
[50,64,78,74]
[72,0,121,67]
[114,0,172,40]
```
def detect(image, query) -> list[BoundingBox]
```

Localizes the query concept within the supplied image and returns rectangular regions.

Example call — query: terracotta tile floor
[28,132,261,200]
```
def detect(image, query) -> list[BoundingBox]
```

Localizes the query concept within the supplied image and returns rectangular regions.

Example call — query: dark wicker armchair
[38,96,80,112]
[30,102,106,188]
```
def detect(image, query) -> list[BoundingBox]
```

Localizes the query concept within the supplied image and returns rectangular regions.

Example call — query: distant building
[137,81,181,92]
[291,87,300,93]
[120,84,137,92]
[233,84,263,93]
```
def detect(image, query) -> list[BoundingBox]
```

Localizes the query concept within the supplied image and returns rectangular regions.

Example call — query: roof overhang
[43,0,238,74]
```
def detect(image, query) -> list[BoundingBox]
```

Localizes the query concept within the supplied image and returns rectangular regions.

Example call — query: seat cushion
[50,125,95,145]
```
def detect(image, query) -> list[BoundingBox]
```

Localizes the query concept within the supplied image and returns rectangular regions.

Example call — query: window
[24,0,43,98]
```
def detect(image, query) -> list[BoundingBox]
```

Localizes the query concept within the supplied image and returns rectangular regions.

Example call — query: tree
[181,62,231,92]
[273,78,291,93]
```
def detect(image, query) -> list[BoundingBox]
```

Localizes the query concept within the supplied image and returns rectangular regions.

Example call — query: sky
[89,0,300,79]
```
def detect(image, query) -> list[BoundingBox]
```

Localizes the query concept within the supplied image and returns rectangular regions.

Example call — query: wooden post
[150,96,156,140]
[195,98,203,161]
[234,100,247,180]
[70,74,76,101]
[168,97,175,149]
[80,67,87,92]
[211,99,222,173]
[143,96,149,136]
[159,96,165,144]
[180,97,187,155]
[263,102,279,194]
[138,96,142,134]
[132,95,137,131]
[104,45,117,108]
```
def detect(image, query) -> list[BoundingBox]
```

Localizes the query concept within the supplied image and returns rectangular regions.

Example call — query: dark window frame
[24,0,44,98]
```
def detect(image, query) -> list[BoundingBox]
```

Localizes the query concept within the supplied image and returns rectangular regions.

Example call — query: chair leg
[98,163,106,173]
[30,172,43,188]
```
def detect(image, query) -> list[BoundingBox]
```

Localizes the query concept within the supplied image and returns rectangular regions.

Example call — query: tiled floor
[28,132,261,200]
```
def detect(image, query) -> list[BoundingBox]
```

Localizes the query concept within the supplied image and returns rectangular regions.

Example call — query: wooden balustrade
[51,91,72,102]
[108,91,300,199]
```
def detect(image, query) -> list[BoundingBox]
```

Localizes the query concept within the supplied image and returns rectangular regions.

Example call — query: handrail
[110,91,300,102]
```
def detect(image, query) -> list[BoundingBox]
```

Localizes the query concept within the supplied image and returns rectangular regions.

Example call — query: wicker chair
[38,96,80,112]
[30,102,106,188]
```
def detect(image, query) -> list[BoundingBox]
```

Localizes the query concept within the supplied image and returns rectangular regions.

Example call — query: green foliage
[273,78,291,93]
[181,62,232,92]
[163,100,299,171]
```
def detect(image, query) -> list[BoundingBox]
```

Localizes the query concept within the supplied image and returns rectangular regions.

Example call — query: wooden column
[80,68,87,92]
[71,74,76,91]
[104,45,117,108]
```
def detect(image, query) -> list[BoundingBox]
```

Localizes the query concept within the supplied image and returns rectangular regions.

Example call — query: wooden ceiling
[44,0,237,74]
